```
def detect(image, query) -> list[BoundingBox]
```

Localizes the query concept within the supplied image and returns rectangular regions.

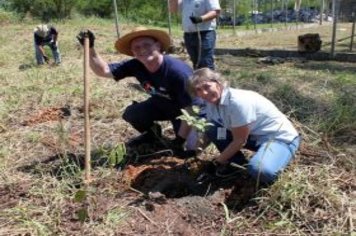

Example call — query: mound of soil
[11,147,260,235]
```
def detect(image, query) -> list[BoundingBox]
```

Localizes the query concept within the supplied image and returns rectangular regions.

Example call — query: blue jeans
[122,96,182,134]
[34,42,61,65]
[184,30,216,70]
[206,122,301,184]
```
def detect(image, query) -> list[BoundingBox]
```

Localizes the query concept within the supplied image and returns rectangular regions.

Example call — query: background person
[189,68,301,183]
[76,27,201,152]
[33,24,61,65]
[169,0,221,70]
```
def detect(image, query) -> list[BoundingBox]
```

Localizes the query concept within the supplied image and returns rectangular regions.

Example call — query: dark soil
[5,140,261,235]
[3,101,349,235]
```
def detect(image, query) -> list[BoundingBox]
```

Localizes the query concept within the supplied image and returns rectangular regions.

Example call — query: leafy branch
[178,106,212,133]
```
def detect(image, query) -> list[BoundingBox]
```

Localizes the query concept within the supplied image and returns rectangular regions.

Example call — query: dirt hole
[131,167,207,198]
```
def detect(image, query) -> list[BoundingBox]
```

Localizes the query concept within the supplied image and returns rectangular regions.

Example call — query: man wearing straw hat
[76,27,201,152]
[33,24,61,65]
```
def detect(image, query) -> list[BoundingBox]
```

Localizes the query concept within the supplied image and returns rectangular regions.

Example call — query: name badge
[217,127,226,140]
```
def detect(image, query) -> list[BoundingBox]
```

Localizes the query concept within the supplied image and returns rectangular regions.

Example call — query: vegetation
[3,0,327,22]
[0,10,355,235]
[3,0,170,22]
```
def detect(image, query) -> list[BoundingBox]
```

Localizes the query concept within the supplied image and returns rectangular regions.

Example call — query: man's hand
[76,30,95,48]
[43,55,49,63]
[50,41,58,50]
[189,16,203,24]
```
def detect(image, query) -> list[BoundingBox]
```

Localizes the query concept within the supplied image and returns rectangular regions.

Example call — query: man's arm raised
[77,30,113,78]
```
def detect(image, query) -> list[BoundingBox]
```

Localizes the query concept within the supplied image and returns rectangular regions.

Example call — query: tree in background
[126,0,167,25]
[77,0,113,18]
[117,0,133,19]
[5,0,324,23]
[7,0,80,20]
[10,0,166,23]
[0,0,10,9]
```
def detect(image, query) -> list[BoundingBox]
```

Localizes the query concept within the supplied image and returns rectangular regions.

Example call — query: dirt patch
[13,150,260,235]
[116,155,258,235]
[21,106,71,126]
[0,182,31,210]
[115,155,257,234]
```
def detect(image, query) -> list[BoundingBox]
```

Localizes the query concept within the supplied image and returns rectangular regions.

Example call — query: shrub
[0,8,20,24]
[7,0,80,20]
[77,0,113,18]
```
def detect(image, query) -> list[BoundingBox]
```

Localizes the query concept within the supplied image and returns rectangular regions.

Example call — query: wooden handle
[83,35,91,183]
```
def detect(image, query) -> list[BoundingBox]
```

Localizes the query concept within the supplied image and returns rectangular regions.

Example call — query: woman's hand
[214,125,250,165]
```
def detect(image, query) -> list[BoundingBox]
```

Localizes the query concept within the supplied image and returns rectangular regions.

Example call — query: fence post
[271,0,274,28]
[113,0,120,38]
[167,0,172,38]
[233,0,236,35]
[295,0,301,27]
[252,0,257,31]
[319,0,324,25]
[284,0,288,27]
[350,12,355,51]
[330,0,338,58]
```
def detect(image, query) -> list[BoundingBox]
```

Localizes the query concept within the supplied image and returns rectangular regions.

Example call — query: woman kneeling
[189,68,300,184]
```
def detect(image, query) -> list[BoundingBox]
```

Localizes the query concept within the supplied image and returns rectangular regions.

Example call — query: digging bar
[83,33,91,183]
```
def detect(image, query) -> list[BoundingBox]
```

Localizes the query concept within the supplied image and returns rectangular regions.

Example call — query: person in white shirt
[189,68,301,183]
[169,0,220,70]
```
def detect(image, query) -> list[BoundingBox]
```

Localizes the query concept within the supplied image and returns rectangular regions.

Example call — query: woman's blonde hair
[188,68,227,96]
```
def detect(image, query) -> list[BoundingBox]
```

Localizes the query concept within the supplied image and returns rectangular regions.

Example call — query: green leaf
[180,109,190,117]
[106,143,127,167]
[74,190,86,203]
[192,106,200,114]
[77,208,89,223]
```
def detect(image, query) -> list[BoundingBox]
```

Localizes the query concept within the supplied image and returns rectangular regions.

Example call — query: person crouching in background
[33,24,61,65]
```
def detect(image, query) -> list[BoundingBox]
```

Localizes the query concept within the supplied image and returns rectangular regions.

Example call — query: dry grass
[0,17,355,235]
[216,22,355,52]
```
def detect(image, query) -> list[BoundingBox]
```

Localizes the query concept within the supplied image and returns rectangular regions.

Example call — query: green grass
[256,164,350,234]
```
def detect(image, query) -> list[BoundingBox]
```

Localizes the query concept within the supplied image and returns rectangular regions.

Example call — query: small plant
[94,143,127,168]
[74,189,89,223]
[177,106,213,152]
[107,143,126,167]
[178,106,212,133]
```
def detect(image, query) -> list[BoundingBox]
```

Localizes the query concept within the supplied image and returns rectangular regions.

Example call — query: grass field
[0,16,355,235]
[217,24,356,56]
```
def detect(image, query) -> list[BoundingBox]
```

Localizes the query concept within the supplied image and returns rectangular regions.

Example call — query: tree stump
[298,33,322,53]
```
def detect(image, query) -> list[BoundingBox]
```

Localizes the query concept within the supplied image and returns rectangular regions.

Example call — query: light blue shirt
[205,88,299,145]
[180,0,221,33]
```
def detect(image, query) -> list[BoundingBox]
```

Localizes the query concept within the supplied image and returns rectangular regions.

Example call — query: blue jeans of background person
[34,42,61,65]
[184,30,216,70]
[205,121,301,184]
[122,96,182,135]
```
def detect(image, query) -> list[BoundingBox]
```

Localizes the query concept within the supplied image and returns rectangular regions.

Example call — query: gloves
[43,55,49,63]
[50,41,58,50]
[76,30,95,48]
[189,16,203,24]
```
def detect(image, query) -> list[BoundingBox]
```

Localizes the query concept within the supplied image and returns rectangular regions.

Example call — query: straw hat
[34,24,49,38]
[115,26,171,56]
